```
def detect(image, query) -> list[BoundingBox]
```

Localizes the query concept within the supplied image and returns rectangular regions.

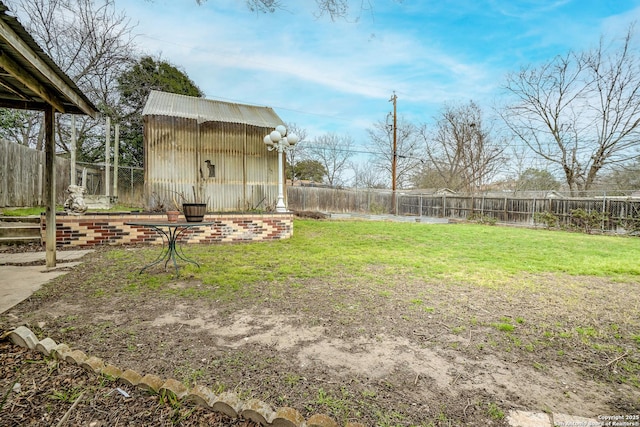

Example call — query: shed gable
[142,90,283,127]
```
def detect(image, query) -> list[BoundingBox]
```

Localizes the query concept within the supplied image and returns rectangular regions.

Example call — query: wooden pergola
[0,2,98,267]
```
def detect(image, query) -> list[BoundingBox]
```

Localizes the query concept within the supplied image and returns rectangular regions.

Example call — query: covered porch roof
[0,2,99,266]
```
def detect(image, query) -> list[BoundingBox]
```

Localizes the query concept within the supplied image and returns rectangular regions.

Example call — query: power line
[138,36,640,156]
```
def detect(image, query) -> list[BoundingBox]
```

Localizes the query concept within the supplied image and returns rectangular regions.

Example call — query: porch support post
[45,105,56,268]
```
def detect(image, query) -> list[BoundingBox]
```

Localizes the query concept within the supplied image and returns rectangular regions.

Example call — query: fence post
[442,194,446,218]
[70,115,76,185]
[113,123,119,198]
[392,190,396,215]
[470,195,474,219]
[104,117,111,197]
[37,162,43,206]
[504,196,507,223]
[600,191,607,233]
[532,198,536,226]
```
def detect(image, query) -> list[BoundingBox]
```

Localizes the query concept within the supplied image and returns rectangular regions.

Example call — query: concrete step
[0,216,41,245]
[0,215,41,223]
[0,236,41,245]
[0,224,41,238]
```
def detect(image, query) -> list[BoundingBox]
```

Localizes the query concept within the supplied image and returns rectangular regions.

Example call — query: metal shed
[142,90,285,212]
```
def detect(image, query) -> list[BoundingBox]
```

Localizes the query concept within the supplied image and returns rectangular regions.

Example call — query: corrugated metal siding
[201,121,244,211]
[145,115,200,209]
[142,90,283,128]
[245,125,278,210]
[145,115,280,212]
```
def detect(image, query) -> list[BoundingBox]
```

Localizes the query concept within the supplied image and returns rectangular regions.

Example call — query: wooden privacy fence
[399,194,640,230]
[0,139,71,207]
[287,186,640,233]
[0,141,144,208]
[4,141,638,232]
[287,186,393,214]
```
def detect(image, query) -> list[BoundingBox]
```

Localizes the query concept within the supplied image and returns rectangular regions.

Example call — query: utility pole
[389,92,397,214]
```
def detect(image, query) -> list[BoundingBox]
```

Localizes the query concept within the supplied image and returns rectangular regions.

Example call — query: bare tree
[516,168,561,192]
[419,101,505,193]
[504,143,532,193]
[502,28,640,195]
[283,122,308,185]
[600,159,640,191]
[350,159,386,188]
[4,0,137,160]
[305,133,354,187]
[367,117,424,189]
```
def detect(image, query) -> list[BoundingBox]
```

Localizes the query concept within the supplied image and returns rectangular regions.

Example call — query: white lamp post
[264,124,299,212]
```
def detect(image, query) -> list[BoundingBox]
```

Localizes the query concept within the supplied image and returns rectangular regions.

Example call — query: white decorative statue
[64,185,88,215]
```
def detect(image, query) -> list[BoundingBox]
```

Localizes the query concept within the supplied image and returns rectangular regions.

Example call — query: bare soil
[1,242,639,426]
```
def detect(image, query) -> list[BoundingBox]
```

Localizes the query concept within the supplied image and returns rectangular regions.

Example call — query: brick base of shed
[40,212,293,247]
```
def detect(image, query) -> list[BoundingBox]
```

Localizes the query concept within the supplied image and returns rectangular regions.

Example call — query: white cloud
[120,0,640,148]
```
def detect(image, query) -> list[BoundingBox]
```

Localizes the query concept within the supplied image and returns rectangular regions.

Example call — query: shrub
[570,208,606,234]
[468,212,497,225]
[616,216,640,236]
[369,202,387,215]
[533,211,558,229]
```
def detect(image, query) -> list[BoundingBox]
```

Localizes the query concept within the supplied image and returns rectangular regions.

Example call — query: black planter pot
[182,203,206,222]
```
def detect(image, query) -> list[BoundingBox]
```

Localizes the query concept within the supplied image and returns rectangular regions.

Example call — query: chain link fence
[75,162,144,207]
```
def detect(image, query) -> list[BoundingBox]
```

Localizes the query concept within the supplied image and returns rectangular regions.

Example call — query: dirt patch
[292,210,329,220]
[1,244,639,425]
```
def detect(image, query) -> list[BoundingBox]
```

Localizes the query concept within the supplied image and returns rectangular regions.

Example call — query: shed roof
[0,2,97,117]
[142,90,284,127]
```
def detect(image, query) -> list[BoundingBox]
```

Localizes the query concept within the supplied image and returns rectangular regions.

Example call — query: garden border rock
[4,325,365,427]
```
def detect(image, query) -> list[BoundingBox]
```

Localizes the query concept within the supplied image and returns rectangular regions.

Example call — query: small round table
[126,221,214,275]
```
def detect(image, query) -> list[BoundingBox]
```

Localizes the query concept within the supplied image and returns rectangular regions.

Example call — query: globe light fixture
[264,125,298,212]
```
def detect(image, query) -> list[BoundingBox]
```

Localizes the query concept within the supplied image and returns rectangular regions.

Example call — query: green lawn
[153,219,640,295]
[30,218,640,425]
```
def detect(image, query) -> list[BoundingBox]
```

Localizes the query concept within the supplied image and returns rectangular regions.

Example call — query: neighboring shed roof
[0,2,97,117]
[405,188,457,195]
[142,90,284,127]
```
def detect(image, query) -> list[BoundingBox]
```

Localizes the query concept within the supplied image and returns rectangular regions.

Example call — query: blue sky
[123,0,640,161]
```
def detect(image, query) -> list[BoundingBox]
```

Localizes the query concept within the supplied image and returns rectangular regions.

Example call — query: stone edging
[5,325,365,427]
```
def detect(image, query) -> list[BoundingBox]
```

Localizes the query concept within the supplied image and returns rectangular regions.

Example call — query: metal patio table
[126,221,213,275]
